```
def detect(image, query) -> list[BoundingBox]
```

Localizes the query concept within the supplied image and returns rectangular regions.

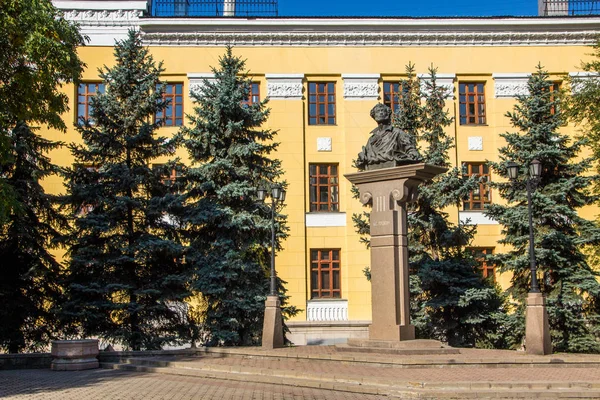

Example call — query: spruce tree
[182,47,292,346]
[0,0,84,352]
[0,123,69,353]
[486,64,600,353]
[60,30,189,350]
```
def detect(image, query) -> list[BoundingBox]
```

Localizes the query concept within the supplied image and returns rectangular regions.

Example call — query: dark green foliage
[182,46,295,346]
[0,0,84,352]
[486,64,600,353]
[60,30,190,350]
[0,123,68,353]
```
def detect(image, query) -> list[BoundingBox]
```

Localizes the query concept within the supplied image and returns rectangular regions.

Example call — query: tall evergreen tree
[182,47,292,346]
[486,64,600,353]
[0,0,84,352]
[60,30,189,350]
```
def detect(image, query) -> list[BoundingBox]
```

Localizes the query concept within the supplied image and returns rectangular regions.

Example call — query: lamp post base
[526,292,552,355]
[262,295,284,349]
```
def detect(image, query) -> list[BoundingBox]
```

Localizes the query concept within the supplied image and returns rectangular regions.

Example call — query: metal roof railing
[150,0,278,17]
[541,0,600,16]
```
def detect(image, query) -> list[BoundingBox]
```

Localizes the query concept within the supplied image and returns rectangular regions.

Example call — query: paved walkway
[0,369,384,400]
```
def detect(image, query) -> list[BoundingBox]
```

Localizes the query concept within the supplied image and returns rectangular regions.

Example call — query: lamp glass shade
[257,188,267,201]
[507,162,519,180]
[530,159,542,178]
[279,189,286,202]
[271,186,281,200]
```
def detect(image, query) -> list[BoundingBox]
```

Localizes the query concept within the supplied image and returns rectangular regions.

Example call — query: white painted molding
[266,74,304,100]
[342,74,380,100]
[493,73,531,98]
[418,73,455,99]
[316,137,332,152]
[188,73,216,97]
[307,300,348,322]
[459,211,498,225]
[306,213,346,227]
[569,71,600,94]
[53,1,147,10]
[468,136,483,151]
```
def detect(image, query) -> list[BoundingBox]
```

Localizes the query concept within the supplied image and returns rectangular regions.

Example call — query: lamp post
[257,185,286,349]
[506,159,551,355]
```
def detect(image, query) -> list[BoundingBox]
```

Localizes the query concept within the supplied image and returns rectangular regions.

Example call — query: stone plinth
[51,339,99,371]
[345,164,446,342]
[262,295,284,349]
[526,292,552,355]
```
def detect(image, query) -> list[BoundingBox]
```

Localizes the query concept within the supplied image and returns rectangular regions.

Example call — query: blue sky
[278,0,538,17]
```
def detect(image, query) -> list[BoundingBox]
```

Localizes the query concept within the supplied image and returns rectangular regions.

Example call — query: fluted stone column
[346,164,446,341]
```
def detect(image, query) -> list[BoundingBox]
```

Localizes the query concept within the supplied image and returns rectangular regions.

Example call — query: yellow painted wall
[43,40,599,322]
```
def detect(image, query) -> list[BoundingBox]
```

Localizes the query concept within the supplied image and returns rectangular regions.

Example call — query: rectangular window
[153,164,184,194]
[156,83,184,126]
[308,82,336,125]
[459,82,486,125]
[383,82,401,114]
[77,82,105,123]
[549,81,560,115]
[470,247,495,280]
[310,249,341,299]
[462,162,491,210]
[242,82,260,106]
[309,164,339,212]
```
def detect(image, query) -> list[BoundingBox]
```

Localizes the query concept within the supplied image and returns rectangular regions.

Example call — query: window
[77,82,105,123]
[549,81,561,115]
[470,247,495,280]
[309,164,339,212]
[383,82,401,114]
[310,249,341,299]
[75,164,101,216]
[156,83,183,126]
[459,83,486,125]
[153,164,184,193]
[242,82,260,106]
[308,82,336,125]
[462,162,491,210]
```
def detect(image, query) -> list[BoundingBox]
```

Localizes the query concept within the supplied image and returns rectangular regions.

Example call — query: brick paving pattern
[0,369,386,400]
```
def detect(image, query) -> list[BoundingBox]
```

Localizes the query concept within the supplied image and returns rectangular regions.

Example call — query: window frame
[156,83,184,127]
[242,82,260,106]
[462,162,491,211]
[459,82,486,125]
[308,82,336,125]
[308,163,339,212]
[383,81,401,114]
[470,247,495,280]
[77,82,105,124]
[310,249,341,299]
[153,163,184,194]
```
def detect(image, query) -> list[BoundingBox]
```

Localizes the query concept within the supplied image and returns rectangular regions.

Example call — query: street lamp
[506,159,542,293]
[506,159,551,355]
[257,185,286,349]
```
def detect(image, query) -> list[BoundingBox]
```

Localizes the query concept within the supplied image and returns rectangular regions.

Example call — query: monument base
[526,292,552,355]
[369,323,415,342]
[337,338,460,355]
[51,339,99,371]
[262,295,284,350]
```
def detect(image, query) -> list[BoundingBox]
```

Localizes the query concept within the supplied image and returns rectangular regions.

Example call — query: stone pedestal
[526,292,552,355]
[51,339,99,371]
[346,164,446,342]
[262,295,284,349]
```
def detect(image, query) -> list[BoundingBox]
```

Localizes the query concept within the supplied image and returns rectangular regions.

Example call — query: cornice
[140,30,600,47]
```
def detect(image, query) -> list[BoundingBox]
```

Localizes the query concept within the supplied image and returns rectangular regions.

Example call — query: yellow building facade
[49,0,600,344]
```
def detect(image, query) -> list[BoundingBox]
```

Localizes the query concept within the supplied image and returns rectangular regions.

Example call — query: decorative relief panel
[468,136,483,151]
[317,137,332,152]
[61,9,143,24]
[188,73,216,97]
[493,73,530,98]
[418,73,456,99]
[569,72,600,94]
[342,74,380,100]
[265,74,304,100]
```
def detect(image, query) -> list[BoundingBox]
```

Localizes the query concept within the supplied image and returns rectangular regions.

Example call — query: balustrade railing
[541,0,600,15]
[150,0,278,17]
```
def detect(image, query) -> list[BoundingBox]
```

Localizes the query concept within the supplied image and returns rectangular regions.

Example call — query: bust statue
[356,103,422,171]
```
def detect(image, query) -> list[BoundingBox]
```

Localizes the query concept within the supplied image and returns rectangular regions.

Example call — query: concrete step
[100,358,600,399]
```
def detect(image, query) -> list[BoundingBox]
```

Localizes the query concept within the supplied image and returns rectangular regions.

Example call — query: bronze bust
[356,103,421,171]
